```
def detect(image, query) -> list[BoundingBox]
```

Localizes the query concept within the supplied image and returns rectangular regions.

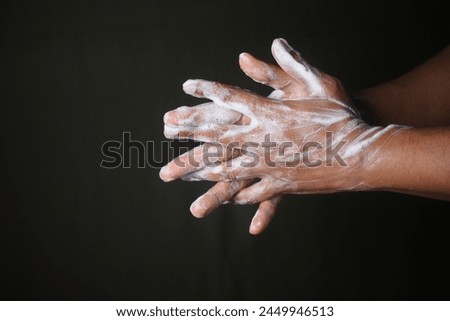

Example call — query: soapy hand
[160,38,404,234]
[160,39,328,234]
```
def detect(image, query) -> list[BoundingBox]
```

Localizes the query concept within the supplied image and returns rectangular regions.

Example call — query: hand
[160,39,325,234]
[161,39,404,233]
[160,52,287,233]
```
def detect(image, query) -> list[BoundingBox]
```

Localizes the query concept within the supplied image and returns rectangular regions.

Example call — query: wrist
[358,124,410,191]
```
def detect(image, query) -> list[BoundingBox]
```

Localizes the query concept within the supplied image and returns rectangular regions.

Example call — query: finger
[249,196,282,235]
[182,79,267,116]
[181,155,261,182]
[163,103,244,127]
[190,180,252,218]
[239,52,292,90]
[159,143,238,182]
[233,178,278,204]
[271,38,324,96]
[164,122,247,145]
[240,52,314,100]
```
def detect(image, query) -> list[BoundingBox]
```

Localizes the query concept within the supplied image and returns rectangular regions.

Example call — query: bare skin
[161,39,450,234]
[356,46,450,127]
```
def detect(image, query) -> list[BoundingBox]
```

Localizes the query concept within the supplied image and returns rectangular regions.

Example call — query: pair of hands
[160,39,392,234]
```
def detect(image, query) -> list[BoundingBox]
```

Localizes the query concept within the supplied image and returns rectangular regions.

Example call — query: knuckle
[206,189,223,206]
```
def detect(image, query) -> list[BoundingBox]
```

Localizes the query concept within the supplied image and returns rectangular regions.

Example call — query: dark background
[1,0,449,300]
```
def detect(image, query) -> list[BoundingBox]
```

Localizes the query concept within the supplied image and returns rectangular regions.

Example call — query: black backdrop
[1,0,449,300]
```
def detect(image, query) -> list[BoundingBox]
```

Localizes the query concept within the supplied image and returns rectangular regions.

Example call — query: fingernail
[273,38,288,50]
[239,52,250,62]
[274,38,291,51]
[274,38,302,62]
[240,54,274,84]
[268,89,285,99]
[182,79,198,94]
[159,165,173,182]
[163,111,173,125]
[249,212,262,234]
[190,196,207,218]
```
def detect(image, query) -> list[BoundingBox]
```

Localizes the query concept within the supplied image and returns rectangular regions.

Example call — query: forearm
[355,46,450,127]
[361,127,450,200]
